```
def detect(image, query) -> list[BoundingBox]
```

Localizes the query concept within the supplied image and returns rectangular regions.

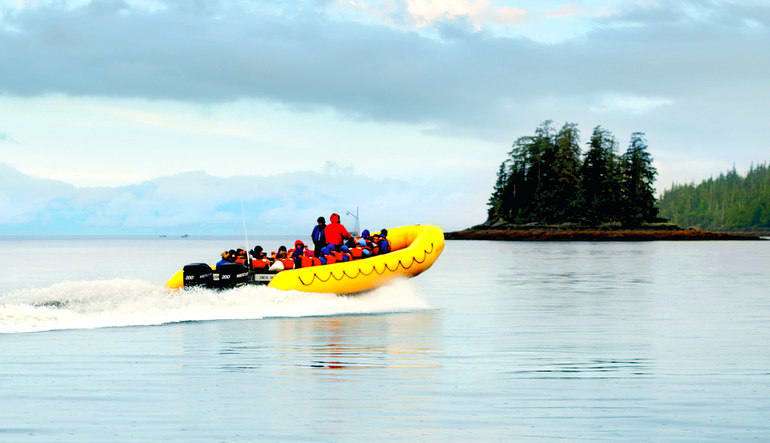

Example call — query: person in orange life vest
[360,229,375,249]
[251,245,266,259]
[320,243,350,262]
[277,245,296,269]
[356,238,372,257]
[345,237,362,259]
[346,236,370,259]
[292,240,307,268]
[250,245,270,271]
[324,213,352,250]
[234,248,248,264]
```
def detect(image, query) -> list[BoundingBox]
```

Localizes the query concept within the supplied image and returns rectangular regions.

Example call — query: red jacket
[324,213,350,246]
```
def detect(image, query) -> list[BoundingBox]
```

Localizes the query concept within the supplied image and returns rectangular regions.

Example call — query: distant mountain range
[0,163,471,235]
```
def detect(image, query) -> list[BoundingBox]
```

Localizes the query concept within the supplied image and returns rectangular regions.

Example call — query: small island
[448,121,766,241]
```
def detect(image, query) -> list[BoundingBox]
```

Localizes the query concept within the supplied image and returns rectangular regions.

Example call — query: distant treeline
[659,164,770,229]
[487,121,658,226]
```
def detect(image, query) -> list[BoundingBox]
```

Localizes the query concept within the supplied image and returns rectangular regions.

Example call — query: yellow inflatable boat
[165,225,444,294]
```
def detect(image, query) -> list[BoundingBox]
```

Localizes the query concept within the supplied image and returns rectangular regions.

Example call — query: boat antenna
[346,206,360,237]
[240,200,251,267]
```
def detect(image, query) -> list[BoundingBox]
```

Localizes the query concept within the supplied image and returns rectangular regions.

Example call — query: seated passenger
[275,245,294,269]
[250,246,270,271]
[292,240,310,268]
[319,244,337,264]
[292,240,306,258]
[377,229,390,254]
[268,259,284,272]
[357,238,372,257]
[360,229,378,249]
[216,251,234,269]
[251,245,266,259]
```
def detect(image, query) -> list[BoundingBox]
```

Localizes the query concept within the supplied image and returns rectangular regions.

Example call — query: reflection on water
[216,312,442,373]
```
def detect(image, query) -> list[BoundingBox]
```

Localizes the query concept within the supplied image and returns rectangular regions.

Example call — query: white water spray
[0,279,429,334]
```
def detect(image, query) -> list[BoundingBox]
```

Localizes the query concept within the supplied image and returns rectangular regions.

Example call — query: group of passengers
[216,212,390,272]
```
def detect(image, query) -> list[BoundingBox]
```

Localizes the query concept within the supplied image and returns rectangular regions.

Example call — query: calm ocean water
[1,237,769,441]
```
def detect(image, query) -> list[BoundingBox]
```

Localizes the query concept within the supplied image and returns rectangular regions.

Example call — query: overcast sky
[1,0,768,230]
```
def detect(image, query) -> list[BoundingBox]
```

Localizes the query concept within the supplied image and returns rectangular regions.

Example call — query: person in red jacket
[324,213,351,249]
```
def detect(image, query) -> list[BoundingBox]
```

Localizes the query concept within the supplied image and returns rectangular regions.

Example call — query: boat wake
[0,279,429,334]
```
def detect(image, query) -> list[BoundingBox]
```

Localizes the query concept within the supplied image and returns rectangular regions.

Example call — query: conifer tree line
[658,164,770,229]
[487,121,659,226]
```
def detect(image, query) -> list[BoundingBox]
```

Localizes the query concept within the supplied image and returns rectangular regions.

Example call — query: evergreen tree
[580,126,622,224]
[485,121,665,227]
[621,132,659,225]
[551,122,582,221]
[507,135,537,222]
[487,161,509,221]
[659,163,769,229]
[529,121,560,222]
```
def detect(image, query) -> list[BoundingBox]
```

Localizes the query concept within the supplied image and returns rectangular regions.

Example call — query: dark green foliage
[551,123,582,221]
[487,121,660,226]
[659,163,770,229]
[621,132,659,226]
[487,161,510,220]
[580,126,624,224]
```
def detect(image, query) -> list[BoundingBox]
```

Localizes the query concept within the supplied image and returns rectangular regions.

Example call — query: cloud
[589,94,673,114]
[0,130,12,142]
[546,5,582,18]
[0,0,766,141]
[404,0,527,28]
[0,0,769,191]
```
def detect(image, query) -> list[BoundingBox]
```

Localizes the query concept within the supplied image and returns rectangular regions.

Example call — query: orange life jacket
[279,258,295,269]
[251,259,270,270]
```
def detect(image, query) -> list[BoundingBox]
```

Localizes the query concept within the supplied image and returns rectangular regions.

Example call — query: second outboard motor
[183,263,214,288]
[214,263,249,289]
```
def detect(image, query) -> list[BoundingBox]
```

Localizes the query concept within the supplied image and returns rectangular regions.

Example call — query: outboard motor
[183,263,214,288]
[214,262,249,289]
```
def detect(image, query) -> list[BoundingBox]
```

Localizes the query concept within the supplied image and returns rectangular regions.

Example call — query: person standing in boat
[312,216,327,257]
[324,213,352,251]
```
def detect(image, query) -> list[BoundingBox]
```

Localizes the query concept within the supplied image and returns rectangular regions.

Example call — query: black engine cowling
[183,263,214,288]
[213,263,249,289]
